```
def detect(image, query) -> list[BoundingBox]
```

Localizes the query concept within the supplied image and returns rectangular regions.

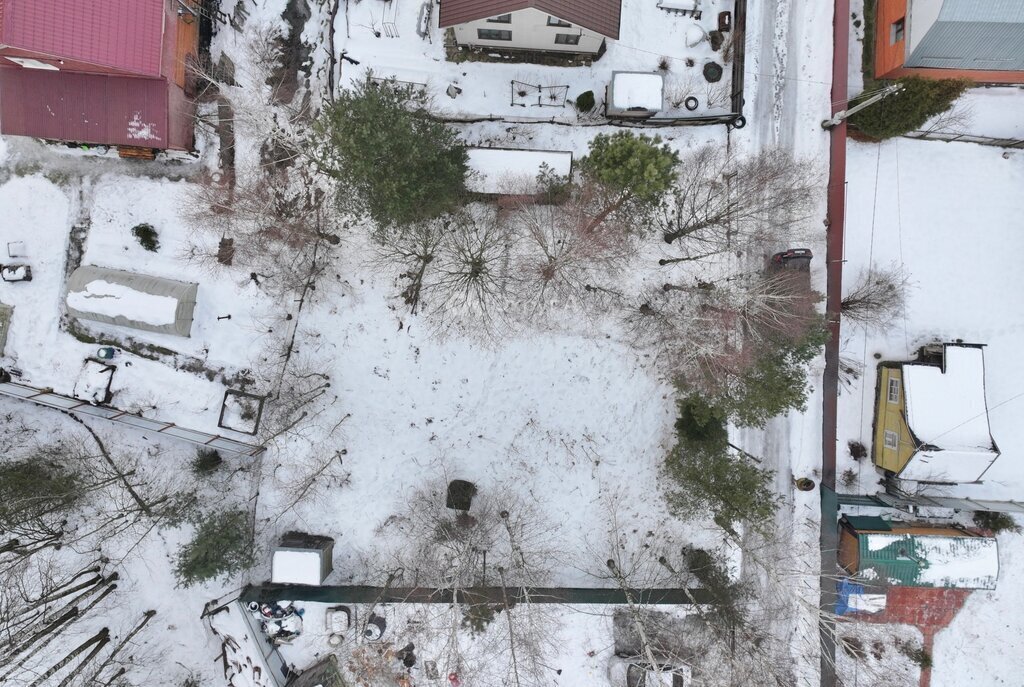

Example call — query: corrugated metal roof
[907,21,1024,70]
[0,0,165,77]
[937,0,1024,23]
[844,516,892,531]
[857,532,998,589]
[438,0,621,39]
[0,67,168,147]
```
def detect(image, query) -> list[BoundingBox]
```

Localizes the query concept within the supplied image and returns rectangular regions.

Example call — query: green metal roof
[857,533,999,589]
[844,516,891,531]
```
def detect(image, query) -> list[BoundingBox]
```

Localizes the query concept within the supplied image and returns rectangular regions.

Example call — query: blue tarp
[835,579,865,615]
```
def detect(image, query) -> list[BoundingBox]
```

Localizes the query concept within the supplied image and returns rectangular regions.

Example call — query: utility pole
[822,83,904,129]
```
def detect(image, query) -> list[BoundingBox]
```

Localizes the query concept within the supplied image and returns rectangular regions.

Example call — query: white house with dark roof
[438,0,622,55]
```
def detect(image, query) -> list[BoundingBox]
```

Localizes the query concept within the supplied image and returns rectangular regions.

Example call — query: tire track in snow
[770,0,791,146]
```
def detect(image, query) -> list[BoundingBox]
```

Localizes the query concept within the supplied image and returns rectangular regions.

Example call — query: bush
[674,395,728,443]
[719,322,829,428]
[848,76,970,140]
[897,641,933,669]
[312,75,468,227]
[848,440,868,460]
[461,603,501,635]
[684,547,747,628]
[191,448,223,475]
[665,394,779,533]
[174,509,254,586]
[579,131,678,205]
[536,163,571,204]
[0,459,81,523]
[574,90,595,112]
[131,223,160,252]
[973,511,1021,535]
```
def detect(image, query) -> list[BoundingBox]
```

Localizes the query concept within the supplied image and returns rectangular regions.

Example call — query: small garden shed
[66,265,198,337]
[838,516,998,590]
[271,532,335,586]
[605,72,664,118]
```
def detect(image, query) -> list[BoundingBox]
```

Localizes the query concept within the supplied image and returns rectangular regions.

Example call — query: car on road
[609,659,691,687]
[769,248,813,270]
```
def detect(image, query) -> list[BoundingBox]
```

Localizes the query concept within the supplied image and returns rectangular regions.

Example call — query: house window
[890,18,905,44]
[547,16,571,27]
[884,430,899,450]
[887,377,900,404]
[487,14,512,23]
[554,33,581,45]
[477,28,512,41]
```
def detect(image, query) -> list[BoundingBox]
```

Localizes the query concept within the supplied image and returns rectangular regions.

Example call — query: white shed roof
[901,345,999,482]
[466,147,573,195]
[610,72,664,111]
[271,549,324,586]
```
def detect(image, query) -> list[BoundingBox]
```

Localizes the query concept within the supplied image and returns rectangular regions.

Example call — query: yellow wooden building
[872,343,999,483]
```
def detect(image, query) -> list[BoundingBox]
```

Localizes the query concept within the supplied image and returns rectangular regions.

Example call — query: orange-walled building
[873,0,1024,84]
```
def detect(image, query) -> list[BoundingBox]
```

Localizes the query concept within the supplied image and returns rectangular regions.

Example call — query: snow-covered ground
[836,112,1024,687]
[839,7,1024,685]
[931,527,1024,687]
[10,0,1024,685]
[1,0,790,683]
[837,139,1024,500]
[332,0,739,121]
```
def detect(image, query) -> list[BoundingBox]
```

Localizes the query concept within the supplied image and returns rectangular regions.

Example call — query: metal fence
[0,378,265,456]
[837,490,1024,514]
[904,130,1024,149]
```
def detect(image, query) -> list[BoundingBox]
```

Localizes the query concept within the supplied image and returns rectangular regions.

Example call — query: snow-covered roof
[609,72,663,112]
[860,532,999,589]
[65,265,198,338]
[466,147,573,195]
[272,549,326,586]
[901,345,999,482]
[437,0,622,39]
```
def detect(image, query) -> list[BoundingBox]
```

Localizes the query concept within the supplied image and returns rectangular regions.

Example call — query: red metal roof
[0,0,165,77]
[0,67,167,147]
[438,0,621,39]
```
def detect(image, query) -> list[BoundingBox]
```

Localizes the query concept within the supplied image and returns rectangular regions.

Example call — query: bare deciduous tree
[841,263,910,330]
[505,180,636,319]
[359,477,559,687]
[921,98,974,135]
[422,205,515,336]
[184,165,341,300]
[586,498,816,687]
[624,269,821,388]
[373,217,446,314]
[658,146,820,258]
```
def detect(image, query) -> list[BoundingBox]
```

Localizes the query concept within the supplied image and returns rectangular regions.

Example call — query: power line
[611,39,891,110]
[926,388,1024,446]
[894,140,909,353]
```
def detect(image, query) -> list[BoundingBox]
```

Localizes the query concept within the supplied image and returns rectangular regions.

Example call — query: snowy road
[733,0,838,683]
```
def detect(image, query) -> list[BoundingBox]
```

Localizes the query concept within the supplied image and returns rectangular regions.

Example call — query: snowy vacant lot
[12,0,1024,686]
[0,0,841,685]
